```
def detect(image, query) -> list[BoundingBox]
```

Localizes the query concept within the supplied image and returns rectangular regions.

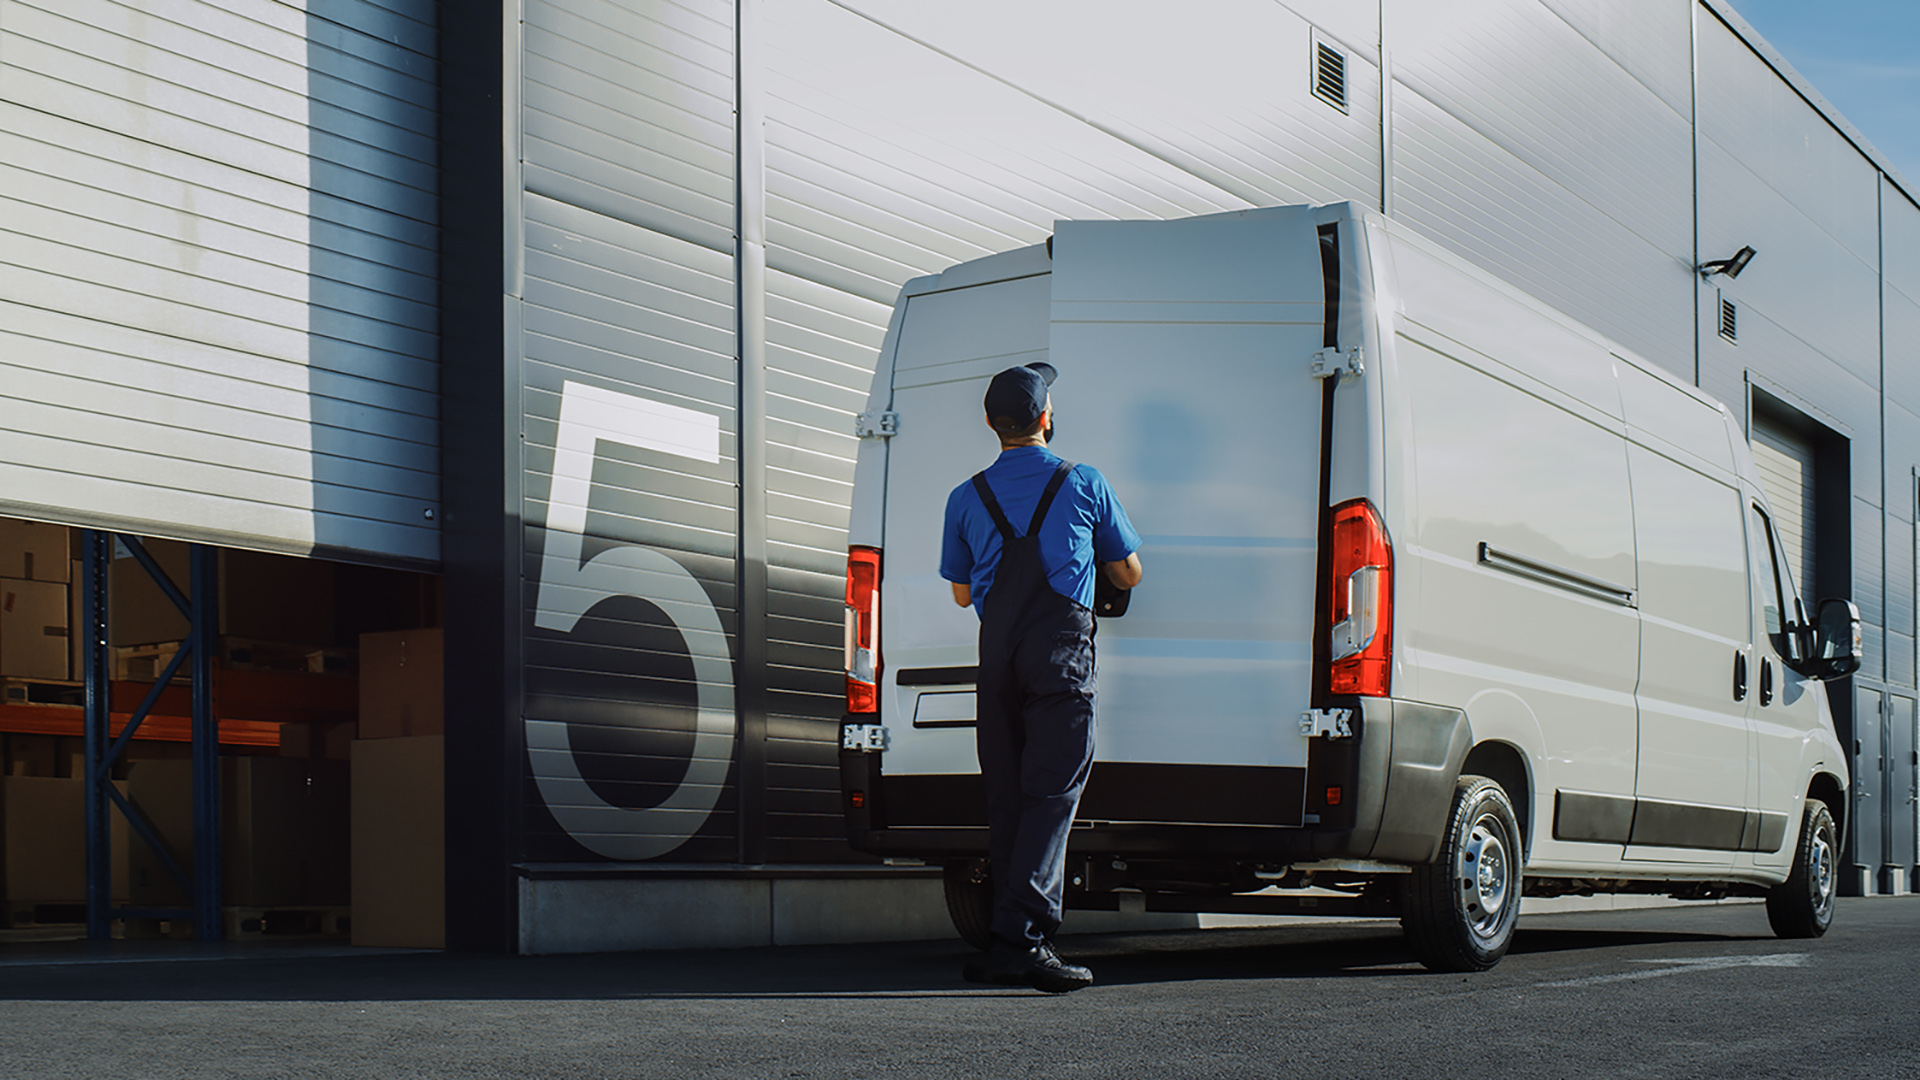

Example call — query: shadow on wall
[306,0,442,568]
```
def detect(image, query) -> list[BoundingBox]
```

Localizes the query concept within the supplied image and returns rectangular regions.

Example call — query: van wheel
[1766,799,1837,938]
[1400,776,1523,972]
[943,859,994,950]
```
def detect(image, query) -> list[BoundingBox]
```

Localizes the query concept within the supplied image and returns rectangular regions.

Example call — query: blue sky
[1728,0,1920,185]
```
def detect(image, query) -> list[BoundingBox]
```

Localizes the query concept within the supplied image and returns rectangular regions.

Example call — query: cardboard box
[352,735,443,947]
[0,520,70,583]
[1,578,71,680]
[0,776,129,914]
[127,757,349,908]
[358,628,443,739]
[110,543,337,647]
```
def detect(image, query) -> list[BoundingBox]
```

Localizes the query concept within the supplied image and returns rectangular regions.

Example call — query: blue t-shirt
[940,446,1141,616]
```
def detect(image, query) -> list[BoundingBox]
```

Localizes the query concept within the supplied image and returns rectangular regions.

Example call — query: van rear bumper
[839,697,1471,864]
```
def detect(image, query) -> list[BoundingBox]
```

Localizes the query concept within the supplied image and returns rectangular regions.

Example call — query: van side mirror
[1804,598,1862,680]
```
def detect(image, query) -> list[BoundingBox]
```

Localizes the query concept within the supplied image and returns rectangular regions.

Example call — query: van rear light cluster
[1328,498,1392,696]
[844,546,882,713]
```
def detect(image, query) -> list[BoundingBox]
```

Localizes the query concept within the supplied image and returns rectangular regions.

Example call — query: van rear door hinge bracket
[855,410,900,438]
[1310,347,1364,381]
[842,723,889,752]
[1300,708,1354,739]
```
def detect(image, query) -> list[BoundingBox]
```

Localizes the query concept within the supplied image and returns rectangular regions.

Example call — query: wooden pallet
[225,905,351,939]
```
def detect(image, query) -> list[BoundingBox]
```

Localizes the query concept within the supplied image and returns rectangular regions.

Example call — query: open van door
[1041,208,1332,825]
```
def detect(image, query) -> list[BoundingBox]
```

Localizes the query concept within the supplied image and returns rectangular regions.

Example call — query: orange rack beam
[0,669,355,747]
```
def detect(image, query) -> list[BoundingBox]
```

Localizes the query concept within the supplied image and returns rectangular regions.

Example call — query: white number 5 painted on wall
[525,380,735,860]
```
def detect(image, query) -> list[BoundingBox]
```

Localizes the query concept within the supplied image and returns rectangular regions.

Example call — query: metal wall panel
[763,0,1244,307]
[762,268,890,859]
[0,0,439,563]
[1888,509,1915,688]
[1887,183,1920,310]
[1386,0,1693,377]
[830,0,1383,213]
[523,0,735,250]
[1538,0,1693,116]
[520,192,740,862]
[1696,138,1880,396]
[1697,12,1880,267]
[1391,87,1691,378]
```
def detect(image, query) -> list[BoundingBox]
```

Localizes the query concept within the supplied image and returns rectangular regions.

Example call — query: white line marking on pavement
[1536,953,1809,988]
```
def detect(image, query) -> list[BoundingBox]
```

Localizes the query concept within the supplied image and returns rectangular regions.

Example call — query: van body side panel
[1388,333,1639,870]
[1623,440,1750,867]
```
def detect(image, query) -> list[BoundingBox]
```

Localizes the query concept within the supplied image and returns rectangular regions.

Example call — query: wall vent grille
[1720,296,1738,342]
[1314,36,1348,113]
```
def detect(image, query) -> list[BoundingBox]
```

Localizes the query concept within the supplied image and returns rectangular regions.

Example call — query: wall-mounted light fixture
[1698,245,1757,279]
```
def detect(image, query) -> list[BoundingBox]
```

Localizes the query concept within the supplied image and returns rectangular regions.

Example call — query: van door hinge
[855,410,900,438]
[842,723,889,752]
[1300,708,1354,739]
[1310,347,1364,381]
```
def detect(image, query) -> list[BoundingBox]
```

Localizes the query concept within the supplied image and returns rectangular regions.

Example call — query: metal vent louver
[1720,296,1738,342]
[1314,39,1348,112]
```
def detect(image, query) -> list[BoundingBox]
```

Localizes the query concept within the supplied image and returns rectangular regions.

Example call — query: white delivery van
[838,204,1860,972]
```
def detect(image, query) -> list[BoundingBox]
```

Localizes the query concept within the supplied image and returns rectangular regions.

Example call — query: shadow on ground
[0,906,1777,1003]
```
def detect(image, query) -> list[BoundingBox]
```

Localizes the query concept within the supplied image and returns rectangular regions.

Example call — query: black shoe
[1019,940,1093,994]
[961,938,1028,985]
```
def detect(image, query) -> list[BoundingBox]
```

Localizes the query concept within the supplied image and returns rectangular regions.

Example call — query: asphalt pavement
[2,896,1915,1079]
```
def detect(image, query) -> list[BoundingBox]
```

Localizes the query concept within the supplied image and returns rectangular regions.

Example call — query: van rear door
[878,265,1054,777]
[1045,208,1331,807]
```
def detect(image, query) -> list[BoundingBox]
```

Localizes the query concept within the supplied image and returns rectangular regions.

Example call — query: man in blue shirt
[942,363,1142,993]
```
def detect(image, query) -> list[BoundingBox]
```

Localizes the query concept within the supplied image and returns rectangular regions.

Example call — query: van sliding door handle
[1759,658,1773,706]
[1733,650,1747,702]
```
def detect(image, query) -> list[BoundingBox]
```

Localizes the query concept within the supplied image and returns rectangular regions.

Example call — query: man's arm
[1102,552,1142,590]
[951,582,972,607]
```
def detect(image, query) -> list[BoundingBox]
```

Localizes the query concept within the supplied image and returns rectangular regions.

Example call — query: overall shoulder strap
[970,473,1017,540]
[1026,460,1075,536]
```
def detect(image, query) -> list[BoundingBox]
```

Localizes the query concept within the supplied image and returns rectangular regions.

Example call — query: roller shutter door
[0,0,439,566]
[1751,414,1818,603]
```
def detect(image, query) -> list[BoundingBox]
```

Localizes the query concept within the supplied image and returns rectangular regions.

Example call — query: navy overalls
[970,460,1098,947]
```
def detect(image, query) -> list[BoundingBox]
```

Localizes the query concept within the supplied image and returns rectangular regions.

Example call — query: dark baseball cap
[984,362,1058,433]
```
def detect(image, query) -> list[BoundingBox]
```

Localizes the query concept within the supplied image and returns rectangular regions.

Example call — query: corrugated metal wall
[0,0,439,565]
[489,0,1920,875]
[515,0,742,861]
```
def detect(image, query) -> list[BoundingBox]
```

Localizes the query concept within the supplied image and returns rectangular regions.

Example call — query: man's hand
[1102,553,1143,589]
[952,582,972,608]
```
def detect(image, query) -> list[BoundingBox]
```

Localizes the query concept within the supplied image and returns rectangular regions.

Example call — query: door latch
[842,723,889,752]
[1300,709,1354,739]
[1310,347,1364,382]
[854,410,900,438]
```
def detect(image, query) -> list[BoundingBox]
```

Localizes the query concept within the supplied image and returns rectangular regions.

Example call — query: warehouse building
[0,0,1913,953]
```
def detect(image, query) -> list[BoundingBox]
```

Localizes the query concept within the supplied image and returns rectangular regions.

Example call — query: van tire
[1400,776,1523,972]
[1766,799,1837,938]
[943,859,994,950]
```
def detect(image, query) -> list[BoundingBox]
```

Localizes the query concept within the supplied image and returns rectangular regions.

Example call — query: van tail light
[1328,499,1392,696]
[845,546,882,713]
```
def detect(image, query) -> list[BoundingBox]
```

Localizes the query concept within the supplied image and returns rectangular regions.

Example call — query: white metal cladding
[761,267,888,856]
[0,0,439,563]
[523,0,735,249]
[1387,0,1694,377]
[762,0,1244,307]
[824,0,1384,213]
[1697,17,1881,393]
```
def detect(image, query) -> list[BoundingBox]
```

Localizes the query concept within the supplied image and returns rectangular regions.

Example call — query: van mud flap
[1347,699,1473,864]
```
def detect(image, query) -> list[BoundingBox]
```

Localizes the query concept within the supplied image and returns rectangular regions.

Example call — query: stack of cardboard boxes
[351,628,445,948]
[0,519,76,687]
